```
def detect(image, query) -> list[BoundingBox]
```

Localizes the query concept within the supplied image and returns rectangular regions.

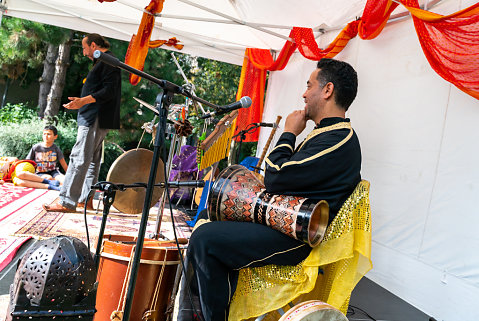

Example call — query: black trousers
[178,214,312,321]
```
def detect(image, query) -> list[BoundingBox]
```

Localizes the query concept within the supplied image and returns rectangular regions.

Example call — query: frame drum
[106,148,165,214]
[278,301,348,321]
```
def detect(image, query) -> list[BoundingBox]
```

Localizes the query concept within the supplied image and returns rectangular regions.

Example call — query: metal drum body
[208,165,329,247]
[106,148,165,214]
[278,300,348,321]
[94,235,182,321]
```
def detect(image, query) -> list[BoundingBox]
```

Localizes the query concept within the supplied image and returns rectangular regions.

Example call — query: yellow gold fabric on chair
[229,180,372,321]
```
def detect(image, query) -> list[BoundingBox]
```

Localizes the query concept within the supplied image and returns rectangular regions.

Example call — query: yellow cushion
[229,180,372,321]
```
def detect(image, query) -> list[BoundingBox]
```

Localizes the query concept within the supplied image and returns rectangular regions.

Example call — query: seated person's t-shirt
[27,144,64,173]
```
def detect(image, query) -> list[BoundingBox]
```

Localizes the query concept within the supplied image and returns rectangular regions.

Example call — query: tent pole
[115,1,295,30]
[176,0,293,42]
[31,0,132,37]
[156,13,295,30]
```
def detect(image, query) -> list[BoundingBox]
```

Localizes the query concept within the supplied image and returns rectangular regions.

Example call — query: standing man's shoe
[43,200,76,213]
[78,198,94,211]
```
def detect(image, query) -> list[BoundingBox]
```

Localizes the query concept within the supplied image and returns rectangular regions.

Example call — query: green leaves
[0,16,71,82]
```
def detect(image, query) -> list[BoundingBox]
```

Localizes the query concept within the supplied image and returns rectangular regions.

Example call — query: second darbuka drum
[208,165,329,247]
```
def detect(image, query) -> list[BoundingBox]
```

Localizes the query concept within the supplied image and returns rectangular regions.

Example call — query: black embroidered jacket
[264,117,362,223]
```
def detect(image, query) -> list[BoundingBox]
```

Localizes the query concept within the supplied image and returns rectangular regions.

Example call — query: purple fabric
[168,145,199,201]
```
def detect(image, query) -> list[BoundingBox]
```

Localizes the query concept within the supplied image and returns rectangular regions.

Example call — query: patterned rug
[0,184,35,209]
[14,201,193,252]
[0,186,58,272]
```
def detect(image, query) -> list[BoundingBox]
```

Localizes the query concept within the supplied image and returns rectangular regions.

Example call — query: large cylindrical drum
[208,165,329,247]
[278,300,348,321]
[94,235,183,321]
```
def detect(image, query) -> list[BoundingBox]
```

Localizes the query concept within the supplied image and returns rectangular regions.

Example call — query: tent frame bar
[176,0,293,42]
[156,13,295,30]
[30,0,132,37]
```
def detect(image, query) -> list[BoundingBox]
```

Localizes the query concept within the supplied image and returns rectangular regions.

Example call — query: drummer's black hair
[85,33,110,49]
[316,58,357,111]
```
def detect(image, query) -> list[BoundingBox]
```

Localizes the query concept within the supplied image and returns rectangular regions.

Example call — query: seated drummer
[0,157,61,190]
[178,58,362,320]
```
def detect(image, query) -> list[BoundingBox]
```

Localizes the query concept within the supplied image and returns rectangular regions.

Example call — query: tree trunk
[44,32,73,121]
[1,78,10,109]
[38,43,58,118]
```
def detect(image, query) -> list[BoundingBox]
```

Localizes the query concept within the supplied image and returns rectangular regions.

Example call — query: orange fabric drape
[124,0,165,85]
[398,0,479,99]
[149,37,184,50]
[234,32,297,142]
[234,54,267,142]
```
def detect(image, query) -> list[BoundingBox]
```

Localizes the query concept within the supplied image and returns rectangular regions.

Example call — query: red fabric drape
[398,0,479,99]
[235,21,362,142]
[359,0,399,39]
[291,21,360,60]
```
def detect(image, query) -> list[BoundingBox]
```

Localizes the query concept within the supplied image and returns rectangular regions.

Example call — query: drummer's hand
[63,95,95,110]
[284,110,307,136]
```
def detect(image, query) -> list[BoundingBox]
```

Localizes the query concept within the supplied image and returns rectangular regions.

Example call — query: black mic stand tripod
[91,180,205,272]
[232,122,261,163]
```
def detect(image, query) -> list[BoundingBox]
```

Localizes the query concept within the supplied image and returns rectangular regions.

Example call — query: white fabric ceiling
[3,0,414,65]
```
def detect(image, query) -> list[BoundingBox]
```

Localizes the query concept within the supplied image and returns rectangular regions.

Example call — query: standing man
[177,58,362,320]
[44,33,121,212]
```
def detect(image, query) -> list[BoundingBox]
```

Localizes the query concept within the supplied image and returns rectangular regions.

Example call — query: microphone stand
[93,50,214,321]
[233,122,260,163]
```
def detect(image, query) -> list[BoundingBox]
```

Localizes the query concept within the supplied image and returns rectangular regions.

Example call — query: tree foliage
[1,16,242,151]
[0,16,70,84]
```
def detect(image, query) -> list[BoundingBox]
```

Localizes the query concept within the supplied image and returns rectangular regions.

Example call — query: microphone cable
[161,138,206,321]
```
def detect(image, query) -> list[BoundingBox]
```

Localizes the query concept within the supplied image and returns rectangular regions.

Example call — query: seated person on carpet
[177,58,362,320]
[0,157,61,190]
[26,125,68,185]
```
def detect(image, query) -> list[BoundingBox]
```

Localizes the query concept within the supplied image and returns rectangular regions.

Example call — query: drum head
[106,148,165,214]
[278,300,348,321]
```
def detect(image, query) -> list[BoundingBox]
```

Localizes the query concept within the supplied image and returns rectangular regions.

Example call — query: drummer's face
[82,37,95,61]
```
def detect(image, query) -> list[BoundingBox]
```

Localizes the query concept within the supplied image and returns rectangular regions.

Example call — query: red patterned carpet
[0,184,192,272]
[0,185,58,272]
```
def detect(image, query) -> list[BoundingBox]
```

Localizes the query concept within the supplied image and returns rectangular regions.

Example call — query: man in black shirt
[44,33,121,212]
[178,58,362,320]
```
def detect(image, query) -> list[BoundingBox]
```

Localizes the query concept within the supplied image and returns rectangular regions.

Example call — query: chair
[228,180,372,321]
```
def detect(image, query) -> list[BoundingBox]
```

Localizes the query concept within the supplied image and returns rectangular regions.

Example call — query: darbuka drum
[106,148,165,214]
[279,300,348,321]
[94,235,185,321]
[208,165,329,247]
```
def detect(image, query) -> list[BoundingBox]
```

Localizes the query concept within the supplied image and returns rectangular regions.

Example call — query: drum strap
[110,244,137,321]
[147,248,169,317]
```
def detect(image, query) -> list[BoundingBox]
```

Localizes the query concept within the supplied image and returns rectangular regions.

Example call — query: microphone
[93,50,121,67]
[200,96,252,119]
[254,122,278,128]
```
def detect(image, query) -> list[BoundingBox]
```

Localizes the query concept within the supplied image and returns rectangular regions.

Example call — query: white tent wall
[258,1,479,320]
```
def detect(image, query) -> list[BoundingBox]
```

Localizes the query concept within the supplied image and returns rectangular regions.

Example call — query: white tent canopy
[3,1,479,320]
[4,0,391,65]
